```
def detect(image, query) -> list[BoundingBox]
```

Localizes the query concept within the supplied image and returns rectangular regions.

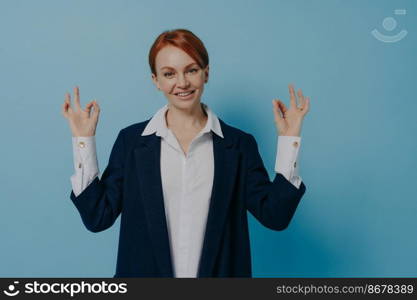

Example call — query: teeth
[177,91,193,96]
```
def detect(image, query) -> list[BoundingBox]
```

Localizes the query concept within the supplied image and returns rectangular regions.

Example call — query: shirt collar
[141,102,224,138]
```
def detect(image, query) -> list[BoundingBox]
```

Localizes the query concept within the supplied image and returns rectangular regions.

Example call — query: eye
[188,68,199,74]
[164,72,174,78]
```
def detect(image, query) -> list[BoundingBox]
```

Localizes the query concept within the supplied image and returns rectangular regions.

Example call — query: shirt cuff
[275,135,302,189]
[70,136,99,196]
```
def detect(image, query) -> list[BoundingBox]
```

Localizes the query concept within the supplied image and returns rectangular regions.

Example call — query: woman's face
[152,45,209,110]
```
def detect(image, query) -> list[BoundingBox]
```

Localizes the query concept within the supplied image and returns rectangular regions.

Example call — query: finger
[276,99,288,120]
[288,84,297,109]
[277,99,287,113]
[91,100,100,121]
[302,97,310,115]
[272,99,282,119]
[272,99,287,134]
[272,99,286,125]
[85,101,94,114]
[64,93,73,113]
[297,89,305,109]
[74,86,81,111]
[61,102,69,118]
[65,92,71,109]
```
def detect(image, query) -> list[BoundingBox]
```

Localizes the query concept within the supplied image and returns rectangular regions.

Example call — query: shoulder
[109,120,151,151]
[118,119,151,137]
[218,119,257,148]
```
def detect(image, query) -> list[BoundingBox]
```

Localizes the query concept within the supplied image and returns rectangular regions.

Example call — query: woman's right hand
[61,86,100,137]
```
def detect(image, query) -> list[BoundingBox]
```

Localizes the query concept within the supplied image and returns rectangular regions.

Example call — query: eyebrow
[159,62,198,71]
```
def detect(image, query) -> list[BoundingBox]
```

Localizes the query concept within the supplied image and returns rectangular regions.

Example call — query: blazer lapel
[134,134,174,277]
[197,121,240,277]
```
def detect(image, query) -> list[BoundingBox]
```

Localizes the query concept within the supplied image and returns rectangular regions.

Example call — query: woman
[62,29,310,278]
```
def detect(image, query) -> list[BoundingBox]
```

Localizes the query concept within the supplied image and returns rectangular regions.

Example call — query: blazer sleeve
[244,133,306,231]
[69,129,125,233]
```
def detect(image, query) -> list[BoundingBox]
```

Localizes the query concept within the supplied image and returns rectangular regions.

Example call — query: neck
[166,102,208,131]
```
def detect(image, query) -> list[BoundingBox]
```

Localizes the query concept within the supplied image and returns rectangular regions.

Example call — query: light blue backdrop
[0,0,416,277]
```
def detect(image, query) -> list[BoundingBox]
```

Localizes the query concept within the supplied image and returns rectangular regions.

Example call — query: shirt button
[294,161,297,168]
[293,141,299,148]
[78,141,85,148]
[78,163,82,169]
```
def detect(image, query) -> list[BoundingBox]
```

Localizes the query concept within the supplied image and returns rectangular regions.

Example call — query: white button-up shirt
[70,102,302,278]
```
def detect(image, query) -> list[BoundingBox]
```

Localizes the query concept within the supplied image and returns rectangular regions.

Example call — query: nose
[176,73,189,88]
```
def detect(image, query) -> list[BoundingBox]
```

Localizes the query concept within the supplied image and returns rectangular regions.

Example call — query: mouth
[174,90,196,99]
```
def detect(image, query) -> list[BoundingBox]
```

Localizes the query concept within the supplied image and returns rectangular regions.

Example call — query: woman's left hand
[272,84,310,137]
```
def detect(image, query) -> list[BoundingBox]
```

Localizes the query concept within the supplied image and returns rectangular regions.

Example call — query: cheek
[190,75,206,87]
[159,80,174,92]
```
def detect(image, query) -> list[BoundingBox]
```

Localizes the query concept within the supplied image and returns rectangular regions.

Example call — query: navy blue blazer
[70,118,306,277]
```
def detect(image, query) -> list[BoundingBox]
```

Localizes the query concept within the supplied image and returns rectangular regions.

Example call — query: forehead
[155,46,197,70]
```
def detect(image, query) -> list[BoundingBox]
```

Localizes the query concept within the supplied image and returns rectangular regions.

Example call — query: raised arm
[245,84,310,230]
[62,87,123,233]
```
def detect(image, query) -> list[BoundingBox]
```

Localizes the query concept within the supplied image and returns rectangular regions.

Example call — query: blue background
[0,0,416,277]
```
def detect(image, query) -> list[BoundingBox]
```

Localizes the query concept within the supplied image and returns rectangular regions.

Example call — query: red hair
[148,29,209,75]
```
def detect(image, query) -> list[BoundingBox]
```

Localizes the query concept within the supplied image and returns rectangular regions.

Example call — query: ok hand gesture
[272,84,310,137]
[61,86,100,137]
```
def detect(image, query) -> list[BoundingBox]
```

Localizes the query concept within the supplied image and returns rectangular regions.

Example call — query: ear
[151,73,161,90]
[204,65,209,83]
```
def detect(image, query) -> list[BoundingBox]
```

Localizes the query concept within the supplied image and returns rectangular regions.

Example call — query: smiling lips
[174,90,195,99]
